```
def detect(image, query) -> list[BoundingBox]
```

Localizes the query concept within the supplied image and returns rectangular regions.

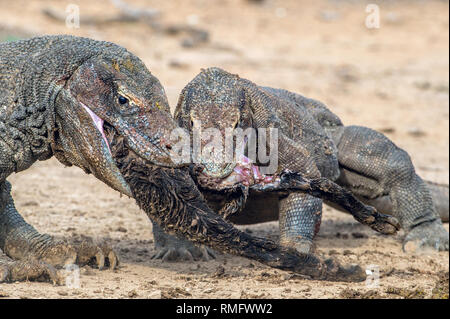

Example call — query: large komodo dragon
[149,67,448,260]
[0,35,397,283]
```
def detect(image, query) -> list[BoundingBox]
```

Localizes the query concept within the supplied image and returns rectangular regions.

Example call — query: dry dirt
[0,0,448,299]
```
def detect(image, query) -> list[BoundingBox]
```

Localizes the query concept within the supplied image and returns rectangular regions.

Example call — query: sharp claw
[378,222,398,235]
[45,263,62,286]
[161,248,179,262]
[394,219,401,228]
[384,215,397,227]
[368,211,400,235]
[108,251,119,270]
[151,253,158,260]
[151,249,167,260]
[160,252,170,262]
[75,240,117,269]
[98,243,119,270]
[95,249,105,270]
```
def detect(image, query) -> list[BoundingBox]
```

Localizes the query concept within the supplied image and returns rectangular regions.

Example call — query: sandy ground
[0,0,448,299]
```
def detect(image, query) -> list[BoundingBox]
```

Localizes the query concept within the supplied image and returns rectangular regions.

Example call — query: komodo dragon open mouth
[197,154,280,191]
[81,103,113,155]
[196,133,281,191]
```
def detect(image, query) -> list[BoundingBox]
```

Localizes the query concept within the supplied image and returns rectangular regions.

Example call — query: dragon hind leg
[334,125,449,252]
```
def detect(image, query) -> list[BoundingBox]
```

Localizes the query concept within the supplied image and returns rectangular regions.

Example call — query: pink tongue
[81,103,111,154]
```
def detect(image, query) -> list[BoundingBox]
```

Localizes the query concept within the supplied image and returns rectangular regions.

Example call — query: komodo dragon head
[52,47,178,197]
[174,67,269,188]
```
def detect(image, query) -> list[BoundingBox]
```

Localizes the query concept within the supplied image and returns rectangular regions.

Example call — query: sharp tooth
[80,103,112,154]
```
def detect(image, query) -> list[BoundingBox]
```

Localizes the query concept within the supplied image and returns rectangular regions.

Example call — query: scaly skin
[159,67,447,259]
[0,35,178,283]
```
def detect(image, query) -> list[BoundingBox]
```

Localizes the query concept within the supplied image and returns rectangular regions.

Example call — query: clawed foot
[1,236,118,284]
[403,220,449,252]
[36,237,119,270]
[71,237,119,270]
[152,241,216,262]
[272,246,366,282]
[354,206,400,235]
[282,241,365,282]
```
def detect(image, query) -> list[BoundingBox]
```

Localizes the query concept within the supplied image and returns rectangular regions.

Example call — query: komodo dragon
[0,36,397,283]
[149,67,448,261]
[0,35,180,282]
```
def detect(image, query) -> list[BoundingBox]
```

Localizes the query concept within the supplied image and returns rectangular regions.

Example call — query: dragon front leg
[279,193,322,254]
[0,180,118,284]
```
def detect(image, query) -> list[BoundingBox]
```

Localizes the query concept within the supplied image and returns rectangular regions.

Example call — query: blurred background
[0,0,448,299]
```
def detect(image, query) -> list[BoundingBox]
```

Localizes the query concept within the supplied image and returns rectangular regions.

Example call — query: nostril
[160,138,172,151]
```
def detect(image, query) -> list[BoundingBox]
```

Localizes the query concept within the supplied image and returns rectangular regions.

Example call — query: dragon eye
[118,95,128,105]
